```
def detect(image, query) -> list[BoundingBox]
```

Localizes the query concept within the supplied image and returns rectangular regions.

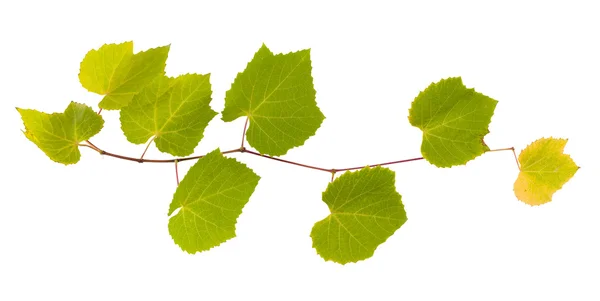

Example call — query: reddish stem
[174,160,180,185]
[80,141,518,175]
[334,157,425,172]
[243,149,332,172]
[241,117,249,148]
[80,143,241,163]
[511,147,521,170]
[140,137,156,160]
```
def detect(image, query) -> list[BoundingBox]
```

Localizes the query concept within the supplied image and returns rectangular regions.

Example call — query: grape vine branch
[78,138,518,180]
[17,41,579,264]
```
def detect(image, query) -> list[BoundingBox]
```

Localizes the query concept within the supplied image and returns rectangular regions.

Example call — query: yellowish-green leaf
[168,149,260,253]
[514,137,579,206]
[222,44,325,156]
[78,41,170,110]
[17,102,104,165]
[120,74,216,156]
[311,166,407,264]
[408,77,498,167]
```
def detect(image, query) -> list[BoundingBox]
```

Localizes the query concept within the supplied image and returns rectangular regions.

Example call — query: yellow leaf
[514,138,579,205]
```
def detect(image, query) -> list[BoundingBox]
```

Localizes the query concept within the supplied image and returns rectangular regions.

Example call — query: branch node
[239,146,246,153]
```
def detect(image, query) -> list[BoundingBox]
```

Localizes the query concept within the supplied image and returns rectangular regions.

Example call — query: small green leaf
[17,102,104,165]
[514,137,579,206]
[120,74,216,156]
[222,44,325,156]
[408,77,498,167]
[168,149,260,253]
[311,166,407,264]
[78,41,170,110]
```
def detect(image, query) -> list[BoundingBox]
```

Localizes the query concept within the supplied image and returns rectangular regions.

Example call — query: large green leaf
[514,137,579,206]
[222,44,325,156]
[120,74,216,156]
[311,166,407,264]
[168,149,261,253]
[408,77,498,167]
[78,41,170,110]
[17,102,104,165]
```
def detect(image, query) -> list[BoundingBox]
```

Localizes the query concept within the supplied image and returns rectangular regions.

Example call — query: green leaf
[168,149,261,253]
[78,41,170,110]
[222,44,325,156]
[120,74,216,156]
[514,137,579,206]
[408,77,498,167]
[17,102,104,165]
[311,166,407,264]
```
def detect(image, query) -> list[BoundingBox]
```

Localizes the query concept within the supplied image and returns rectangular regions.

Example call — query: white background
[1,1,599,300]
